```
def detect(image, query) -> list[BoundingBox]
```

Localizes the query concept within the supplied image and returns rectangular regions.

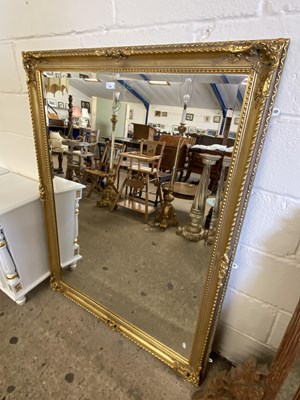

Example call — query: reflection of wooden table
[171,182,197,199]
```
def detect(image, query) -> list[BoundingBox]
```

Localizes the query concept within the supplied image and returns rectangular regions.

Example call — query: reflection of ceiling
[66,73,247,110]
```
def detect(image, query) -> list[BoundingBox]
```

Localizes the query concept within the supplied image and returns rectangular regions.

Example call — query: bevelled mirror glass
[23,39,289,385]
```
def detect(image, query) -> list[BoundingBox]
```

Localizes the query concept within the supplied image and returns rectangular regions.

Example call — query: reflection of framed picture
[161,111,168,117]
[58,101,64,109]
[172,125,179,134]
[81,101,90,113]
[188,126,197,134]
[47,98,57,107]
[228,131,237,139]
[213,115,221,123]
[155,110,161,117]
[204,115,211,122]
[207,129,217,137]
[186,113,194,121]
[234,117,240,125]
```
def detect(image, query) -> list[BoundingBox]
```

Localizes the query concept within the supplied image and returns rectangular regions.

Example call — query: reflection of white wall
[125,102,146,136]
[95,97,127,138]
[148,104,222,134]
[0,1,299,368]
[46,84,91,121]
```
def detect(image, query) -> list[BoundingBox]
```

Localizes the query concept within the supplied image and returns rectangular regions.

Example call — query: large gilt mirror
[23,39,289,385]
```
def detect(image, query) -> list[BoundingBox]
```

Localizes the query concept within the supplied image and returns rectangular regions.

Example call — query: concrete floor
[1,281,298,400]
[0,279,230,400]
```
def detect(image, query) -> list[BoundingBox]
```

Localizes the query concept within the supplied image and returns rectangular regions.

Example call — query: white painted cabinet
[0,172,50,304]
[0,172,85,304]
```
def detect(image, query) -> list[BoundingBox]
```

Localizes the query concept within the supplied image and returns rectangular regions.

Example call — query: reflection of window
[161,111,168,117]
[213,116,221,123]
[234,117,240,125]
[186,113,194,121]
[155,111,161,117]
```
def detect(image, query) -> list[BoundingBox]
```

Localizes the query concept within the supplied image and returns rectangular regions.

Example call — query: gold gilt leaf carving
[50,274,64,293]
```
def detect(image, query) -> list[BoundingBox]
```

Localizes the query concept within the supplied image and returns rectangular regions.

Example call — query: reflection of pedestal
[96,171,118,208]
[206,156,231,245]
[177,154,221,242]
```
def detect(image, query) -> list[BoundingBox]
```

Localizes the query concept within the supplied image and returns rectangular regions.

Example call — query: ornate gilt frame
[22,39,289,385]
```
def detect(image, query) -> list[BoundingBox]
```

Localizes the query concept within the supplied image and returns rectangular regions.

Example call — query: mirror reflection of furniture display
[112,140,165,222]
[83,141,126,202]
[184,137,234,189]
[63,138,96,181]
[52,176,85,270]
[132,123,155,141]
[159,135,196,181]
[177,153,222,242]
[23,39,289,385]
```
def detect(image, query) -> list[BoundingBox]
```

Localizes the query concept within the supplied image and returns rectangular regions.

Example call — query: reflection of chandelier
[44,76,68,96]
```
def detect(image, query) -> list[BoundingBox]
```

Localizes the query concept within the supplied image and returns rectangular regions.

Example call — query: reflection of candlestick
[181,105,187,124]
[181,94,190,123]
[170,137,183,188]
[109,92,120,170]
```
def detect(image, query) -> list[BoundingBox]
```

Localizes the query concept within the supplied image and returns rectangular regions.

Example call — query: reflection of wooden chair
[83,142,125,198]
[63,139,96,181]
[112,140,165,222]
[159,135,195,181]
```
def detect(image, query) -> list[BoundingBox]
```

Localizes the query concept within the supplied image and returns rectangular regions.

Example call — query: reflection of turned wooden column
[67,95,73,139]
[97,113,118,208]
[206,156,231,245]
[177,153,221,241]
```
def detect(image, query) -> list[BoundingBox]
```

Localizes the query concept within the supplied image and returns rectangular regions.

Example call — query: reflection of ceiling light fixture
[84,78,101,82]
[148,80,170,86]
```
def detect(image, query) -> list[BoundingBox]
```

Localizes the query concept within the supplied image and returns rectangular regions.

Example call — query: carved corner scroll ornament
[175,363,201,385]
[226,40,289,105]
[50,274,64,293]
[22,52,43,86]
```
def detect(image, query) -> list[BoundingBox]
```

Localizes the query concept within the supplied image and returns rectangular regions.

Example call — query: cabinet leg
[16,296,26,305]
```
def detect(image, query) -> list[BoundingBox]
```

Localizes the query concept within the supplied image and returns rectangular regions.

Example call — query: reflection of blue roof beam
[210,83,226,117]
[118,80,150,124]
[210,83,227,137]
[140,74,150,81]
[221,75,243,105]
